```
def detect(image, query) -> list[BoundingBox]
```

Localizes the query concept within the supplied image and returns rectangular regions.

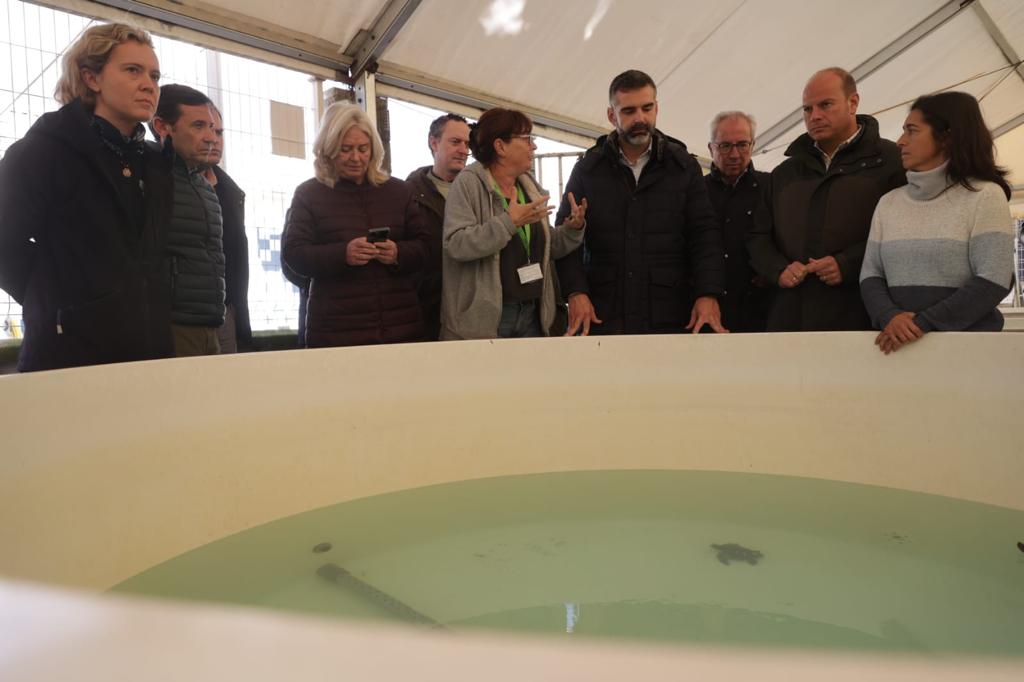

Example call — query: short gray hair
[709,111,757,142]
[313,103,389,187]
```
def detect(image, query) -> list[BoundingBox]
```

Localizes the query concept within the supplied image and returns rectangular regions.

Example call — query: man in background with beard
[555,69,725,335]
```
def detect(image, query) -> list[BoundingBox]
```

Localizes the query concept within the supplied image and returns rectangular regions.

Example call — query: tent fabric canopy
[89,0,1024,186]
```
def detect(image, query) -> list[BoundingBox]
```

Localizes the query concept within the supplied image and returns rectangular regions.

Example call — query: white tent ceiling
[69,0,1024,189]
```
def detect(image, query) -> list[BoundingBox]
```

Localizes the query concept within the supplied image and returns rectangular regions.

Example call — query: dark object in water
[1018,541,1024,554]
[316,563,445,628]
[711,543,763,566]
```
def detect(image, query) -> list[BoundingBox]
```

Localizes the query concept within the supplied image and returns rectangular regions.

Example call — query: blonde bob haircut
[313,103,389,187]
[55,23,154,107]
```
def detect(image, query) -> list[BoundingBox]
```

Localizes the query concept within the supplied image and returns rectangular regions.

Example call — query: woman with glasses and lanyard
[441,108,588,340]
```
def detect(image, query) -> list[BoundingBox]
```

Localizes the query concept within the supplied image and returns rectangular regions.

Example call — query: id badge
[517,262,543,284]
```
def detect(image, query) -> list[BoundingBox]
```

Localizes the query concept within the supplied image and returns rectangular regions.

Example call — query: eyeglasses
[712,141,753,153]
[509,134,537,144]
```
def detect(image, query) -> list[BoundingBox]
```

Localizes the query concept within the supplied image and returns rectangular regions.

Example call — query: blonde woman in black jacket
[0,23,173,371]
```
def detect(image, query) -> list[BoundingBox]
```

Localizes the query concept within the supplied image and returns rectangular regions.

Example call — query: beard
[620,124,652,147]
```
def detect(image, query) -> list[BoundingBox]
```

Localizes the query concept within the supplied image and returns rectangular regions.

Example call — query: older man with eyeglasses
[704,111,771,332]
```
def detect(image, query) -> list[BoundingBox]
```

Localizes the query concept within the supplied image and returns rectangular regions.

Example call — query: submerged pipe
[316,563,444,629]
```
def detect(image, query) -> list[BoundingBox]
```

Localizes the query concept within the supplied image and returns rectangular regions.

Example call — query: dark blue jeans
[497,300,542,338]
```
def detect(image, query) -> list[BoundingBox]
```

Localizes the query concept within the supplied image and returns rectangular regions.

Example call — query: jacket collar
[28,98,106,158]
[91,113,147,161]
[463,160,545,202]
[211,164,244,199]
[784,114,884,163]
[406,165,446,215]
[586,128,692,171]
[407,165,442,195]
[26,99,169,251]
[708,161,757,187]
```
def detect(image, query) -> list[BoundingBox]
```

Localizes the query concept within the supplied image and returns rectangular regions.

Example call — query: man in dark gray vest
[151,84,226,355]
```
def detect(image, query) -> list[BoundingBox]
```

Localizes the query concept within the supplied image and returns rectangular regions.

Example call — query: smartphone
[367,226,390,243]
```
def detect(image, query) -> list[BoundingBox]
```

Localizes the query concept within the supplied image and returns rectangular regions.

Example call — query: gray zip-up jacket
[441,162,584,340]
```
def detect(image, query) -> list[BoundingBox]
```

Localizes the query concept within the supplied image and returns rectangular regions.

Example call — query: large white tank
[1,333,1022,679]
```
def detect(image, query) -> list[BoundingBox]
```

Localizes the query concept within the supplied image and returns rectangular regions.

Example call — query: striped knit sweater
[860,163,1013,332]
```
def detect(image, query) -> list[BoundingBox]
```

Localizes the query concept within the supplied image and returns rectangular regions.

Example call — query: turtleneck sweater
[859,162,1014,332]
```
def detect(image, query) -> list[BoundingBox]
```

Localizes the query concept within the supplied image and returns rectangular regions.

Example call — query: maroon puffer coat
[281,176,430,347]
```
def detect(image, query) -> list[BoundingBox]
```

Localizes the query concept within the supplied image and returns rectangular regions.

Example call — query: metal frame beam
[375,69,604,141]
[86,0,350,73]
[344,0,422,80]
[375,70,717,163]
[973,0,1024,86]
[755,0,973,152]
[992,111,1024,139]
[353,72,378,127]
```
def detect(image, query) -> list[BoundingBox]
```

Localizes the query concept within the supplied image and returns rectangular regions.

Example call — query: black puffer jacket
[747,115,905,331]
[555,130,724,334]
[0,99,173,371]
[281,176,430,347]
[704,163,771,332]
[165,154,226,327]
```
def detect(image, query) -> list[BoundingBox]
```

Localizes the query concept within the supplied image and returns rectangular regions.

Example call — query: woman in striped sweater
[860,92,1014,354]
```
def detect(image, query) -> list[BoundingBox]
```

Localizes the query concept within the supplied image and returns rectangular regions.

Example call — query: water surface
[112,470,1024,655]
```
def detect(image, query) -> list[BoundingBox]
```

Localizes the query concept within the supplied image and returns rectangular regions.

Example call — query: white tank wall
[0,332,1021,590]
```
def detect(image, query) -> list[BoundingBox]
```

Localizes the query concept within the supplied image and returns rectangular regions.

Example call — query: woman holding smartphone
[860,91,1014,354]
[282,103,430,347]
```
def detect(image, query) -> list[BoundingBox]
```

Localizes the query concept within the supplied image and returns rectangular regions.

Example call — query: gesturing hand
[508,196,553,227]
[565,292,602,336]
[561,191,588,230]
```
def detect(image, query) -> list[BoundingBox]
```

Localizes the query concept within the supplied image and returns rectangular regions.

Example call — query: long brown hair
[911,91,1011,200]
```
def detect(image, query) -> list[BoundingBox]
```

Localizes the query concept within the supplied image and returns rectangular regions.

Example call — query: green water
[112,470,1024,655]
